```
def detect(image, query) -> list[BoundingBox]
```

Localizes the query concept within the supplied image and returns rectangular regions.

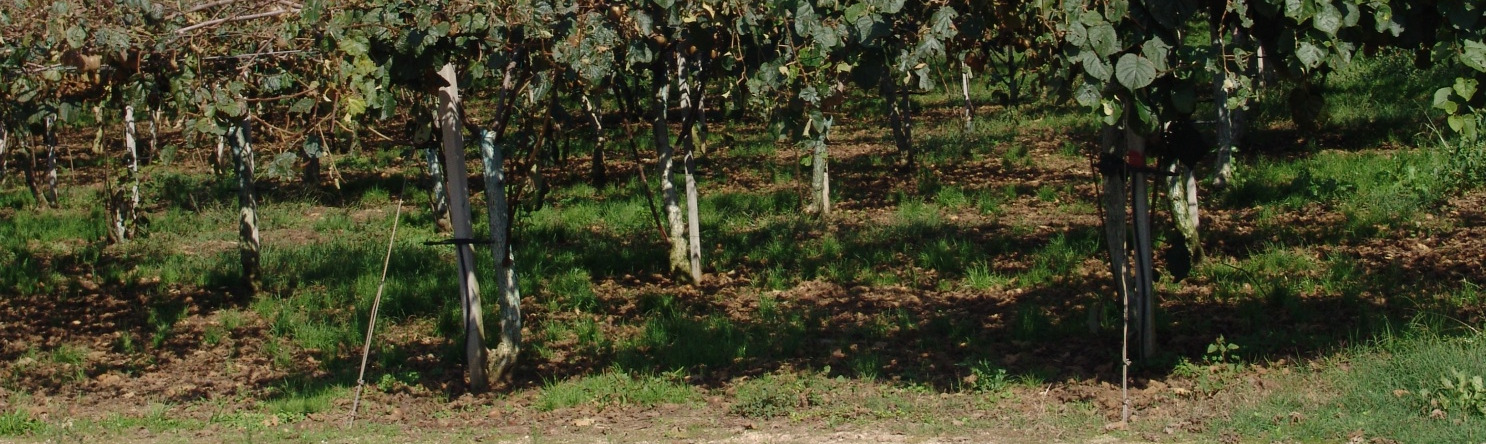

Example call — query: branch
[175,8,299,35]
[202,49,312,61]
[185,0,241,14]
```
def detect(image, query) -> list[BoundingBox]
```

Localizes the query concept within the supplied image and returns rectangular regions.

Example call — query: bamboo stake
[349,200,403,426]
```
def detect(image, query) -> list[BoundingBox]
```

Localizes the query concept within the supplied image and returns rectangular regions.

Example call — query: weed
[0,409,40,436]
[731,371,826,418]
[958,360,1011,395]
[535,369,698,411]
[1415,368,1486,418]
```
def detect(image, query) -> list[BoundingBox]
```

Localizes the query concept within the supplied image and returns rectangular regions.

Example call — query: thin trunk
[695,76,709,155]
[302,136,322,187]
[147,107,160,166]
[44,115,58,208]
[583,96,607,188]
[1212,23,1250,187]
[655,54,688,277]
[214,135,227,178]
[961,65,974,131]
[91,107,105,155]
[884,78,914,170]
[436,63,490,392]
[126,106,140,237]
[1126,126,1156,360]
[424,102,452,232]
[23,137,44,206]
[1166,161,1201,262]
[478,130,521,384]
[224,116,260,292]
[679,55,703,284]
[0,123,8,185]
[684,146,702,284]
[1099,124,1132,318]
[425,147,452,232]
[806,116,831,216]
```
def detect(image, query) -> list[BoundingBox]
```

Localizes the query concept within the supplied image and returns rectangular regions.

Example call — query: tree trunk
[147,107,160,166]
[224,116,260,292]
[683,146,702,284]
[111,106,141,242]
[655,54,688,277]
[478,130,521,384]
[0,123,8,185]
[422,99,450,231]
[1126,127,1156,359]
[1212,24,1249,188]
[884,78,915,170]
[806,116,831,216]
[436,63,491,392]
[583,96,607,189]
[678,54,704,284]
[1099,124,1132,333]
[126,106,140,237]
[43,115,58,207]
[961,64,974,131]
[1166,161,1201,262]
[214,135,227,178]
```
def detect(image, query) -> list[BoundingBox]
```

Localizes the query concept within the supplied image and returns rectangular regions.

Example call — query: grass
[1221,331,1486,442]
[534,369,699,411]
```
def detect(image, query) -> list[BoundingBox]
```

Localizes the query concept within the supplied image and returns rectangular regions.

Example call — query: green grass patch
[1222,331,1486,442]
[534,369,699,411]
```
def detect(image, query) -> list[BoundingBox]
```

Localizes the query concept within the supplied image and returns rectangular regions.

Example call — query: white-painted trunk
[809,139,830,216]
[656,56,688,277]
[44,115,58,207]
[436,63,490,392]
[425,146,451,231]
[1212,26,1250,188]
[1166,161,1200,260]
[961,67,974,131]
[126,106,140,236]
[224,117,260,291]
[678,55,704,284]
[582,96,607,187]
[478,130,521,383]
[149,107,160,165]
[1,123,8,184]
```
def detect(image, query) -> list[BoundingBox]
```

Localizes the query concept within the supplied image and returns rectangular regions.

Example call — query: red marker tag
[1126,150,1146,168]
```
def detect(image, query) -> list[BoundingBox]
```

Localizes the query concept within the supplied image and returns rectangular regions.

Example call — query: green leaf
[290,98,316,114]
[1066,21,1088,47]
[1142,36,1171,72]
[1462,40,1486,73]
[1104,0,1129,20]
[1313,2,1342,35]
[1454,78,1479,101]
[1075,83,1101,108]
[1115,54,1157,90]
[64,25,86,48]
[1079,9,1104,27]
[1295,41,1325,70]
[339,36,369,57]
[1087,23,1120,58]
[1080,51,1111,81]
[1433,87,1458,113]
